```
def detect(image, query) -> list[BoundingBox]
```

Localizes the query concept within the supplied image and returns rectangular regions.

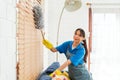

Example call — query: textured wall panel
[16,0,43,80]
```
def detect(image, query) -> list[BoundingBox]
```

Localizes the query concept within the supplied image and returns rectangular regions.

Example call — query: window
[91,8,120,80]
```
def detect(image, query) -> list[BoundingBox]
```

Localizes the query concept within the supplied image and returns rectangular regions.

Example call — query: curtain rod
[86,2,120,6]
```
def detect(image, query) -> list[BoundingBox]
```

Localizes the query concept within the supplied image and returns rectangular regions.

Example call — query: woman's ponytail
[83,39,88,63]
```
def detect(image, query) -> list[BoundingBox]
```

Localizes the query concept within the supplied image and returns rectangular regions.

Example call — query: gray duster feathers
[33,5,44,29]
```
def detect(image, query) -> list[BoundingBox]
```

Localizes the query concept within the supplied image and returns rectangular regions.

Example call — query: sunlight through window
[91,8,120,80]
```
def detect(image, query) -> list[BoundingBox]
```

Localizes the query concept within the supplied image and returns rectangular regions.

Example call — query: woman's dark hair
[75,28,88,63]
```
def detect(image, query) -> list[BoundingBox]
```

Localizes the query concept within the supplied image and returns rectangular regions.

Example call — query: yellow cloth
[62,71,70,79]
[42,39,53,49]
[49,69,70,80]
[49,69,62,77]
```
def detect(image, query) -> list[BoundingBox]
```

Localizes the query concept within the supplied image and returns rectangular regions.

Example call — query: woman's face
[73,30,84,43]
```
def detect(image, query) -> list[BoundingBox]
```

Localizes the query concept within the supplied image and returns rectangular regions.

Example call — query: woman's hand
[49,69,62,78]
[42,39,53,49]
[49,69,70,80]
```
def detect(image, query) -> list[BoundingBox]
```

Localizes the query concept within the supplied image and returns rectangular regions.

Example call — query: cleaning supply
[33,5,54,49]
[49,69,70,80]
[49,69,62,77]
[33,5,45,40]
[42,39,53,49]
[62,71,70,79]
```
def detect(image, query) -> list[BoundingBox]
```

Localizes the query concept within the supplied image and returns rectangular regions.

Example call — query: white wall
[0,0,17,80]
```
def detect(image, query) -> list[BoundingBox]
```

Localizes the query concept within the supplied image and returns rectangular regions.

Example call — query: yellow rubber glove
[42,39,53,49]
[62,71,70,80]
[50,70,70,80]
[49,69,62,78]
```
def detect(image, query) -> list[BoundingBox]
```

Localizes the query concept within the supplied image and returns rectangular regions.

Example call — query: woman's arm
[43,39,59,52]
[58,59,71,71]
[43,39,71,69]
[50,47,58,52]
[50,60,71,77]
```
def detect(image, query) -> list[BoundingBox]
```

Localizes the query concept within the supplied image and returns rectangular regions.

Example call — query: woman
[43,28,92,80]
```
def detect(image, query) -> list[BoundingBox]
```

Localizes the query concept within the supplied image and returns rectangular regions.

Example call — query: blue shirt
[56,41,85,66]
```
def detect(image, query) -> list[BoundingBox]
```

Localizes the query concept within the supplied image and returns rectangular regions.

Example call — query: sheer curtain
[91,8,120,80]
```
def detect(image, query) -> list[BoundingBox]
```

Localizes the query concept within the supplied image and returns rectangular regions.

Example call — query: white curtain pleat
[91,8,120,80]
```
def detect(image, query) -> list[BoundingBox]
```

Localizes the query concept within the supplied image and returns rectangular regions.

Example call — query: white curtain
[91,8,120,80]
